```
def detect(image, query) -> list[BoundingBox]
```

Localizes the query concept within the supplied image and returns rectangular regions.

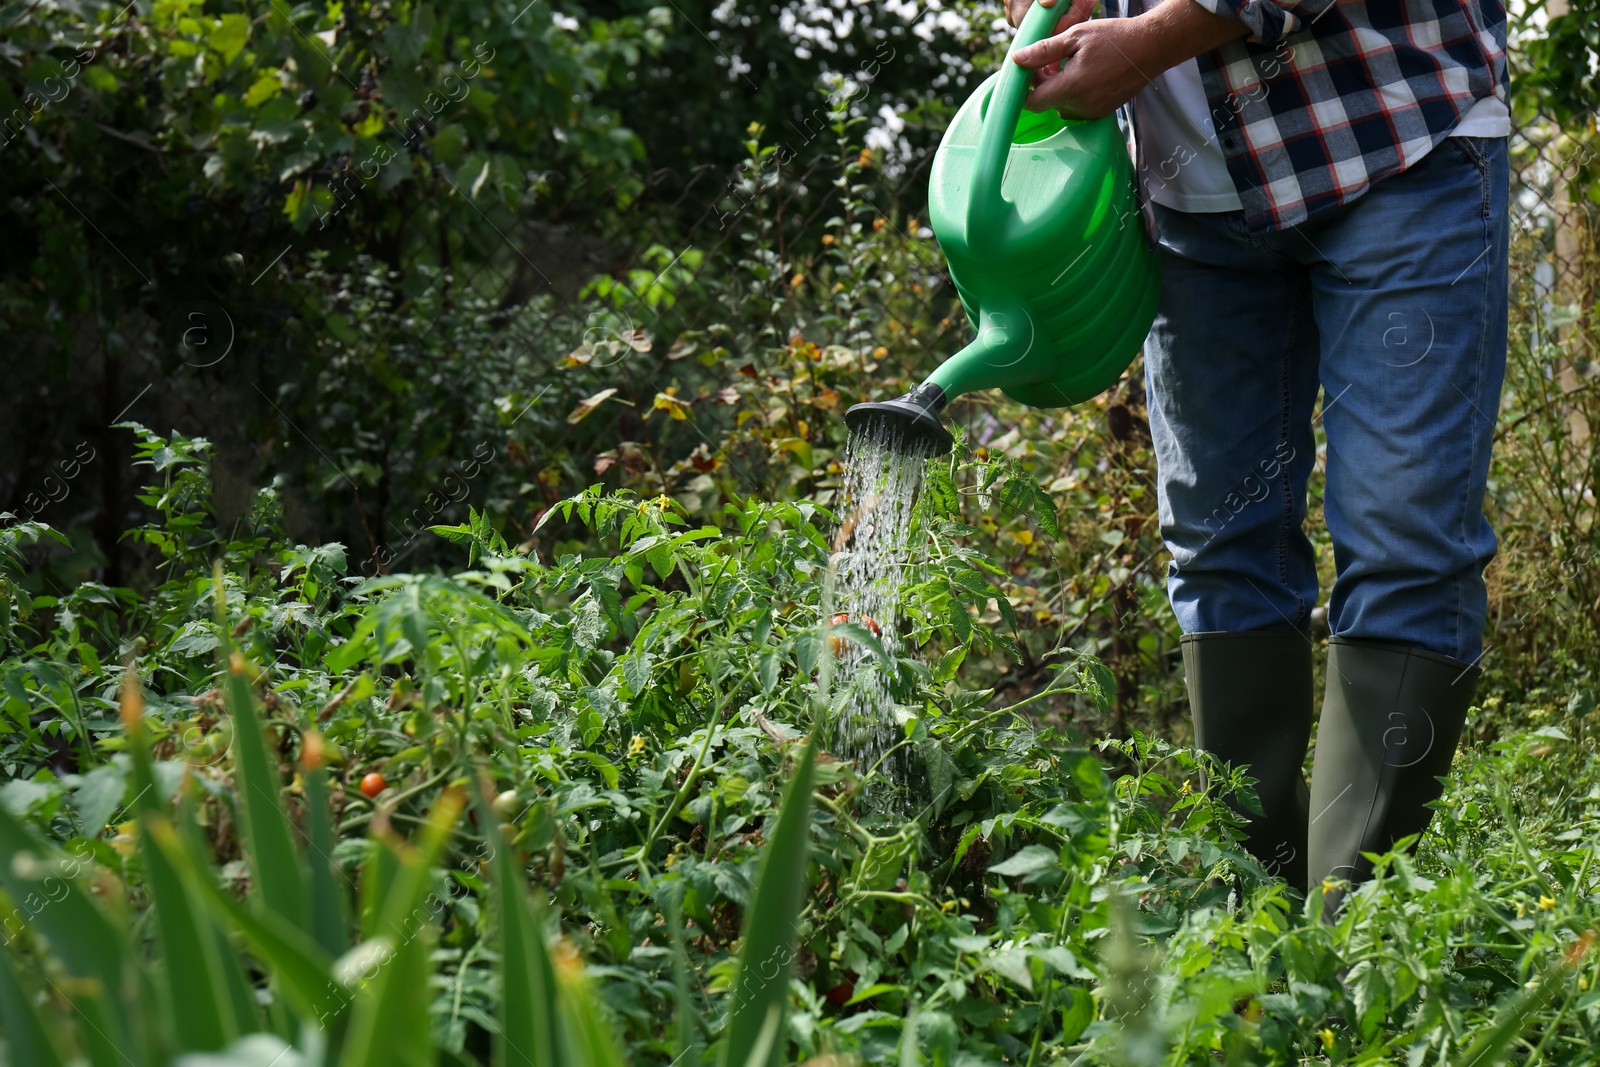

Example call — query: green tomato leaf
[987,844,1060,883]
[208,14,250,63]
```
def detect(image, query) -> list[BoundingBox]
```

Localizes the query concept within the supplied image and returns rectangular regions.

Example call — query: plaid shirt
[1110,0,1509,232]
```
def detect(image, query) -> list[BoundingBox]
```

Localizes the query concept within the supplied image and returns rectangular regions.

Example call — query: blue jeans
[1145,136,1510,663]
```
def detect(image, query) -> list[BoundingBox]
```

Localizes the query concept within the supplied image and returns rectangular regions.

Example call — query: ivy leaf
[208,14,250,63]
[988,844,1061,883]
[244,73,282,108]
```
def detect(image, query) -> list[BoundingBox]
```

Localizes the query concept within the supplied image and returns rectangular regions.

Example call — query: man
[1004,0,1509,907]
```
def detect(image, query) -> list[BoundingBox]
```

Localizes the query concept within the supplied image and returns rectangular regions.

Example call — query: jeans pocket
[1450,135,1490,172]
[1446,136,1492,218]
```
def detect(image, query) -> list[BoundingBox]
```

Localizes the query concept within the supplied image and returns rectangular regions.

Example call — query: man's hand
[1004,0,1094,35]
[1013,16,1159,119]
[1007,0,1253,120]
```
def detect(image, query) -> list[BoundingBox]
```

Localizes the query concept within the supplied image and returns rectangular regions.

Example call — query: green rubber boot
[1182,631,1314,888]
[1307,637,1478,917]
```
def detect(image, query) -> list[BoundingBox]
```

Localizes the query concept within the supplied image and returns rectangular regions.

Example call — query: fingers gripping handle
[967,1,1063,253]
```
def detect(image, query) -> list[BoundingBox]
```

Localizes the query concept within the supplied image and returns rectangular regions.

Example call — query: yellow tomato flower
[1539,895,1557,911]
[1318,1028,1334,1051]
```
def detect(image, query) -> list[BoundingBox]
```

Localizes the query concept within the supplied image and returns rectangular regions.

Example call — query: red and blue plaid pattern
[1111,0,1508,232]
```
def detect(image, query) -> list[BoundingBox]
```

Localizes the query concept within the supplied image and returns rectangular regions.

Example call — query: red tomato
[828,613,848,657]
[828,613,882,656]
[360,772,387,799]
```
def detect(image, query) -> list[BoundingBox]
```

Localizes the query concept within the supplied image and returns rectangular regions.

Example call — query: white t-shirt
[1132,54,1511,214]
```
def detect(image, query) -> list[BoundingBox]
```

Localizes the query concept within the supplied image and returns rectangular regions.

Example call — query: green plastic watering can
[845,0,1159,454]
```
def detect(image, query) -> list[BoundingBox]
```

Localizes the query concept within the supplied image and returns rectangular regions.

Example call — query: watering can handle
[968,1,1067,249]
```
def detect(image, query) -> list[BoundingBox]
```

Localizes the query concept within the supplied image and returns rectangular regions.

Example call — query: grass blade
[213,919,265,1035]
[214,564,308,929]
[716,736,816,1067]
[553,944,628,1067]
[739,1005,781,1067]
[898,1006,919,1067]
[124,675,237,1052]
[301,731,349,957]
[72,991,144,1067]
[0,942,65,1067]
[469,774,561,1067]
[0,806,135,1058]
[179,786,265,1034]
[0,814,123,987]
[338,787,465,1067]
[357,825,400,940]
[146,819,341,1024]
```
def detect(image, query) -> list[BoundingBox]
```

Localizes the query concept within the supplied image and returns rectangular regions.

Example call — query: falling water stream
[826,421,939,809]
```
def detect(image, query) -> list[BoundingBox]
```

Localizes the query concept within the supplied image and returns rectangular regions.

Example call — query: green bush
[2,427,1597,1065]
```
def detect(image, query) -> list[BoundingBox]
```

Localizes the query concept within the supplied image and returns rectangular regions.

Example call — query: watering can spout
[926,300,1033,402]
[843,382,953,456]
[844,301,1031,455]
